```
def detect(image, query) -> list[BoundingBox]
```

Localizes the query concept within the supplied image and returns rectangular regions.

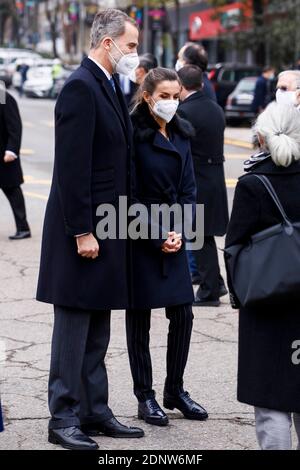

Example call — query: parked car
[0,49,41,87]
[12,59,54,91]
[225,76,258,125]
[208,63,262,108]
[23,63,54,98]
[22,61,73,99]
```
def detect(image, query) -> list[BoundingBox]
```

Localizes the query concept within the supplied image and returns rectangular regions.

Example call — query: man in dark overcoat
[36,9,143,450]
[178,65,229,306]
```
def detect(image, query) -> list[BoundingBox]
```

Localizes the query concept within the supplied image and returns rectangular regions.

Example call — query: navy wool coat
[36,58,134,310]
[129,103,196,309]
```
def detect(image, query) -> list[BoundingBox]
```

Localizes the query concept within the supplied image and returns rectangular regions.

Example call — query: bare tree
[45,0,61,57]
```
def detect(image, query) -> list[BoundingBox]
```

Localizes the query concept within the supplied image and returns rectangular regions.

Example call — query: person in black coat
[0,89,31,240]
[178,65,229,306]
[126,67,208,427]
[225,102,300,450]
[36,9,143,450]
[251,66,275,115]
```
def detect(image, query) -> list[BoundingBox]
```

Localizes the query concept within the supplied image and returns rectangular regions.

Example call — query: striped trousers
[126,304,194,402]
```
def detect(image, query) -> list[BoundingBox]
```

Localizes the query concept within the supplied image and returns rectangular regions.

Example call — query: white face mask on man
[108,39,139,76]
[175,59,184,72]
[276,88,298,106]
[150,98,179,123]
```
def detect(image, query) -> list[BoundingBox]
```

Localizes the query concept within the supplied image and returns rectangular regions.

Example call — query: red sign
[189,2,251,40]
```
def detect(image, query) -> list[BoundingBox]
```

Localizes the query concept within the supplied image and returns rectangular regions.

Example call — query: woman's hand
[161,231,182,254]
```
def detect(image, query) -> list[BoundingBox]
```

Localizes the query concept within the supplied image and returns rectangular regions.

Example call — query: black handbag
[224,174,300,308]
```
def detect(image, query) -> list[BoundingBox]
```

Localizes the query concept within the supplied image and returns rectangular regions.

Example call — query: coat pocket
[91,168,116,204]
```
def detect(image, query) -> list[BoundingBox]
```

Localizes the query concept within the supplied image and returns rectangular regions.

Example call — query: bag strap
[250,174,292,224]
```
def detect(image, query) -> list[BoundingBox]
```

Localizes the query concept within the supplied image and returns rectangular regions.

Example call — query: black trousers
[2,186,30,232]
[194,236,224,300]
[48,305,113,429]
[126,304,194,402]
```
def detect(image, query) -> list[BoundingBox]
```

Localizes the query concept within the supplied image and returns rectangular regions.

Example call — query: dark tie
[109,77,116,93]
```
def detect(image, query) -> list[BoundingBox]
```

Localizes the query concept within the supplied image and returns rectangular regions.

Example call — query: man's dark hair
[263,65,274,73]
[138,57,157,74]
[140,53,158,69]
[183,45,208,72]
[177,65,203,91]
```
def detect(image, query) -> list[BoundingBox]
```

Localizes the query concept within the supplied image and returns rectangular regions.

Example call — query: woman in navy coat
[126,67,208,427]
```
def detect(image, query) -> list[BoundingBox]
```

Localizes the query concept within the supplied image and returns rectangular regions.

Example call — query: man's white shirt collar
[88,56,112,81]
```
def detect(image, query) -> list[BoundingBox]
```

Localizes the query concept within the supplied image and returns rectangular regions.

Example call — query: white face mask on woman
[151,98,179,123]
[276,89,298,106]
[108,39,139,76]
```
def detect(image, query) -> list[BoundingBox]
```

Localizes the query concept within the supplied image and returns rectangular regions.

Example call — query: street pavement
[0,93,259,450]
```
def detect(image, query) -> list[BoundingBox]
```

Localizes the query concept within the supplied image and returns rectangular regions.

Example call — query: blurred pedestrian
[0,89,31,240]
[18,63,29,98]
[118,72,137,106]
[120,53,158,107]
[50,58,63,98]
[126,67,208,426]
[251,66,275,115]
[176,43,216,102]
[36,9,143,450]
[178,65,228,305]
[225,102,300,450]
[126,54,158,109]
[129,54,158,86]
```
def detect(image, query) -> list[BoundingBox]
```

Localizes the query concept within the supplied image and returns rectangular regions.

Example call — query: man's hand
[76,233,99,259]
[161,231,182,254]
[4,152,16,163]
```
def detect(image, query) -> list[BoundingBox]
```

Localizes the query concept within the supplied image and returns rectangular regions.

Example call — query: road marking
[225,138,252,149]
[23,191,48,201]
[24,175,51,185]
[226,178,238,188]
[41,120,54,128]
[225,153,249,160]
[21,148,35,155]
[23,121,34,128]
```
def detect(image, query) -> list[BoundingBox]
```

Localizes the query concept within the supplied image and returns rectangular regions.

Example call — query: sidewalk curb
[224,138,253,149]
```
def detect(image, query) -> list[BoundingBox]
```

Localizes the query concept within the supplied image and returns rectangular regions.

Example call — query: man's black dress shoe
[163,391,208,421]
[9,230,31,240]
[138,398,169,426]
[193,295,220,307]
[48,426,99,450]
[81,416,144,438]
